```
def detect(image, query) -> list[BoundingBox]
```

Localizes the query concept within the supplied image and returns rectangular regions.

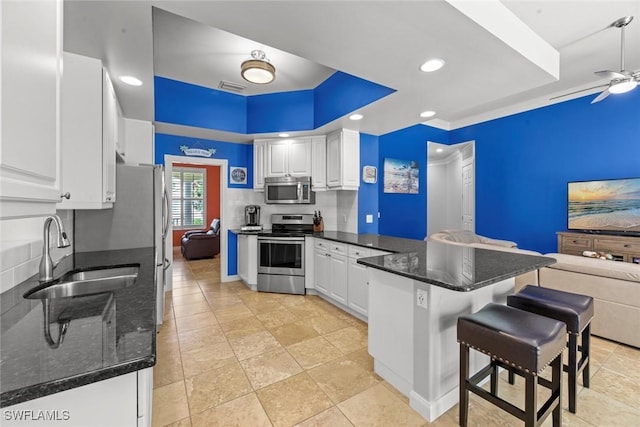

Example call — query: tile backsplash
[0,210,73,293]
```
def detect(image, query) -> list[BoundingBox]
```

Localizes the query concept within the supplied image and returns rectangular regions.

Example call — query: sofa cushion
[544,253,640,283]
[469,243,540,256]
[437,230,483,244]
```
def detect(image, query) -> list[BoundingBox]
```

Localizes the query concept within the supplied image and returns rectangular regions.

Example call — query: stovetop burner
[259,213,315,238]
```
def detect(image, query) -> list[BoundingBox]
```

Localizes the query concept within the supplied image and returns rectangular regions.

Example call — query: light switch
[366,214,373,223]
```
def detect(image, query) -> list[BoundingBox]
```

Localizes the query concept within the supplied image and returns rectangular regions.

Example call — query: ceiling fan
[552,16,639,104]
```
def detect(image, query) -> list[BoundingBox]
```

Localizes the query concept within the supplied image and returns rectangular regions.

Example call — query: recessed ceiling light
[119,76,143,86]
[420,110,436,118]
[436,148,444,153]
[278,133,290,138]
[420,58,445,73]
[349,114,364,121]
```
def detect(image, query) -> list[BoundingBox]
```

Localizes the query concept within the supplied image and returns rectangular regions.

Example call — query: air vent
[218,80,247,92]
[462,144,474,160]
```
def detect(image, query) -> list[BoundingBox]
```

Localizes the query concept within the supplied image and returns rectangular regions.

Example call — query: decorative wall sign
[230,167,247,184]
[180,145,216,157]
[383,158,419,194]
[363,166,377,183]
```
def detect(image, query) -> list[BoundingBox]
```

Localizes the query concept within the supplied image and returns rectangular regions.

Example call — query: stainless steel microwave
[264,176,315,204]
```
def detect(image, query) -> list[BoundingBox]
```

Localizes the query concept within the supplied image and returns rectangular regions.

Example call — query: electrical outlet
[416,289,428,309]
[366,214,373,223]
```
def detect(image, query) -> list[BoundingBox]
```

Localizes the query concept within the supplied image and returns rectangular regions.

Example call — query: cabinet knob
[60,192,71,200]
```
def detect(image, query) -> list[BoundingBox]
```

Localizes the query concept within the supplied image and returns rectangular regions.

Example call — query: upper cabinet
[253,140,267,191]
[311,135,327,191]
[0,0,63,218]
[58,52,119,209]
[253,130,358,192]
[266,139,312,178]
[327,129,360,190]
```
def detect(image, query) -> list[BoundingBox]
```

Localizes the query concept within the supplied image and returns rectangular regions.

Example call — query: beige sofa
[429,230,640,348]
[539,254,640,348]
[428,230,537,288]
[428,229,517,248]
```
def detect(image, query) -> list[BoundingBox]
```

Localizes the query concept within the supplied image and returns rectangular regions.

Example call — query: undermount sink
[25,265,139,299]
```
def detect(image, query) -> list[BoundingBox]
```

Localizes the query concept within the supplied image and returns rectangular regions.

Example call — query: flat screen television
[568,177,640,236]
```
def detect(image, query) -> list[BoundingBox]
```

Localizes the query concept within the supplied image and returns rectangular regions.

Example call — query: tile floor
[152,248,640,426]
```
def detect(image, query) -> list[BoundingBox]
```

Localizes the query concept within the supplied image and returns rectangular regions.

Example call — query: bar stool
[458,303,566,427]
[507,285,594,413]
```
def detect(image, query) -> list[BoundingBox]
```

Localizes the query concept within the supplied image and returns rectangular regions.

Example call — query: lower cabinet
[348,257,369,316]
[237,234,257,287]
[2,368,153,427]
[313,238,389,319]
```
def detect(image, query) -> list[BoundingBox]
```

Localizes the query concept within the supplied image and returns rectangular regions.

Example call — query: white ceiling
[64,1,640,143]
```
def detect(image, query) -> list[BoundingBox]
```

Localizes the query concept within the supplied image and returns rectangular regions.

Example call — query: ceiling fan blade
[549,84,609,100]
[591,88,610,104]
[594,70,626,79]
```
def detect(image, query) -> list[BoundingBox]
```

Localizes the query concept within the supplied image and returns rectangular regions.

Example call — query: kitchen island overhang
[357,242,556,422]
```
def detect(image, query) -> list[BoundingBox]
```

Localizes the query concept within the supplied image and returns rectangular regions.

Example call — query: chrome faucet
[39,215,71,282]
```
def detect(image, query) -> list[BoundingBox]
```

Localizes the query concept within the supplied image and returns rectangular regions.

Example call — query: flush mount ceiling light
[420,110,436,118]
[278,133,290,137]
[349,113,364,120]
[241,50,276,84]
[120,76,143,86]
[420,58,445,73]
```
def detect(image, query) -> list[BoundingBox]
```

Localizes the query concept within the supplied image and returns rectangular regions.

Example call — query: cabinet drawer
[561,236,592,250]
[315,239,330,250]
[348,245,371,259]
[594,239,640,253]
[330,242,347,255]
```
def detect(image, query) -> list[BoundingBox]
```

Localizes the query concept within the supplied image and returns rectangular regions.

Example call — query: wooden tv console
[557,231,640,264]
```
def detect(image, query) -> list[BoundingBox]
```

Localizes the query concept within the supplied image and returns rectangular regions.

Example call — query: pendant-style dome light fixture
[241,50,276,84]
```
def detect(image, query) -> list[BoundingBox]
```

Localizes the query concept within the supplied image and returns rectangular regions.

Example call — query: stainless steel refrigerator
[75,163,171,326]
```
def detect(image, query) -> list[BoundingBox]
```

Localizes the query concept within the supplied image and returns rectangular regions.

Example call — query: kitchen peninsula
[354,239,555,422]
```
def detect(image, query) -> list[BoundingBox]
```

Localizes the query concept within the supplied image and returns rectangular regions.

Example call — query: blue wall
[314,72,396,128]
[377,124,449,240]
[155,133,254,189]
[155,77,247,133]
[358,133,380,234]
[155,72,394,134]
[449,90,640,253]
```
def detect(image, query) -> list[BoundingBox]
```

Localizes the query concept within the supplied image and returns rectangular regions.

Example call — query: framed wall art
[363,166,377,183]
[383,158,419,194]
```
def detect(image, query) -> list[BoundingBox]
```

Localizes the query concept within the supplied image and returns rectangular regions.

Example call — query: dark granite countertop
[231,229,270,235]
[0,247,157,407]
[313,232,555,292]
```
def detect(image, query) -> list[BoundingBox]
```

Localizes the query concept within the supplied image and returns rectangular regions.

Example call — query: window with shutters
[172,167,206,229]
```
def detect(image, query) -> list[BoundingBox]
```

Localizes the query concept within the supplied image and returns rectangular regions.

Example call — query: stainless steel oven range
[257,214,314,295]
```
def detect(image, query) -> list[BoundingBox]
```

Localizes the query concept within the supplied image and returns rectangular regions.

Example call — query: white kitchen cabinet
[314,238,390,319]
[327,129,360,190]
[313,246,330,295]
[0,0,63,218]
[311,135,327,191]
[237,234,257,288]
[124,118,154,165]
[265,139,312,178]
[347,246,371,317]
[253,140,266,191]
[58,52,118,209]
[2,369,152,427]
[329,250,348,305]
[313,239,348,304]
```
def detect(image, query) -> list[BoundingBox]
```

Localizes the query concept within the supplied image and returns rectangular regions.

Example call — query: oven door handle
[259,237,305,243]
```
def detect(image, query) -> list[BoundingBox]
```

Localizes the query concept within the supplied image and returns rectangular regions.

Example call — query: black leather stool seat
[507,285,594,334]
[507,285,594,414]
[458,302,567,374]
[458,303,566,427]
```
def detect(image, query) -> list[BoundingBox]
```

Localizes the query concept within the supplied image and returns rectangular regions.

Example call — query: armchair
[181,218,220,260]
